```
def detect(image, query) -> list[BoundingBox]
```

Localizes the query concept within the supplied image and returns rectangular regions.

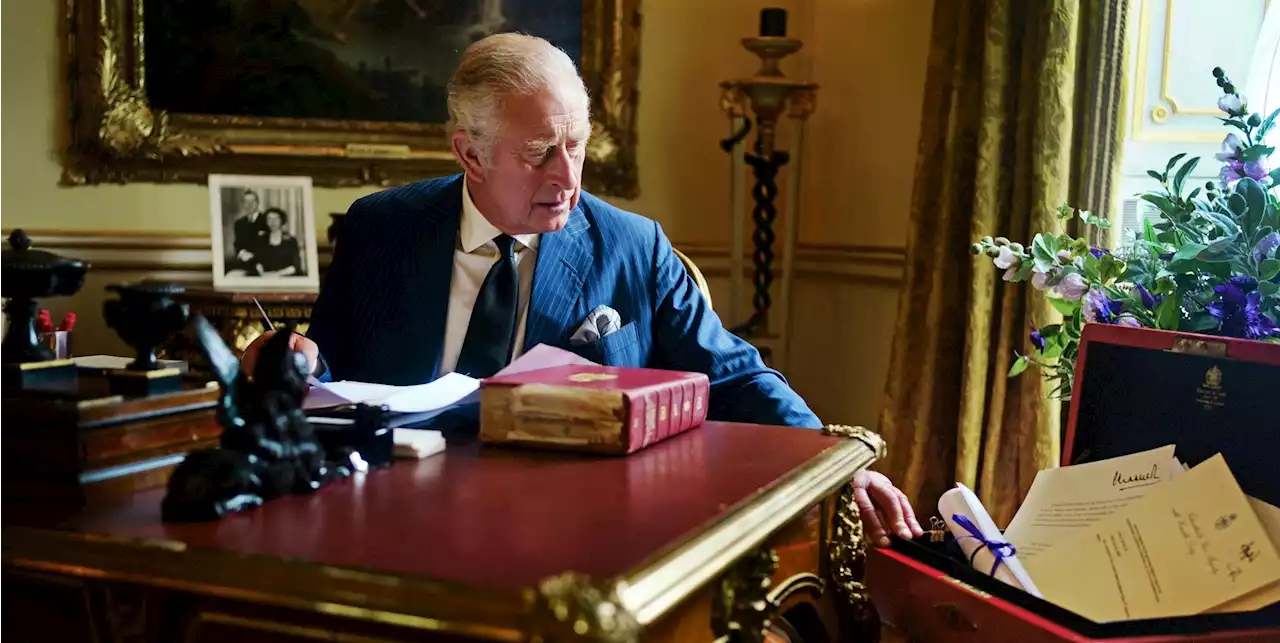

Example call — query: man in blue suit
[242,33,920,546]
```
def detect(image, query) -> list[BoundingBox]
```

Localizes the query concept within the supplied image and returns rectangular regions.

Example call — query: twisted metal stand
[731,140,790,338]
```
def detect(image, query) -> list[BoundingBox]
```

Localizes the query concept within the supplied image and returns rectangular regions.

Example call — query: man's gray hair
[447,33,589,164]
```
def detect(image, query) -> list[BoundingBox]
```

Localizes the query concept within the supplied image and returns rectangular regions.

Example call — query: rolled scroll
[938,483,1042,597]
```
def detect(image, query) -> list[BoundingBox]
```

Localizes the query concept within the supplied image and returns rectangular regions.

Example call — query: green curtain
[877,0,1129,526]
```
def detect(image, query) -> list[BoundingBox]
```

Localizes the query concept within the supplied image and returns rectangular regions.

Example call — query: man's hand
[852,469,924,548]
[241,330,320,377]
[237,249,254,262]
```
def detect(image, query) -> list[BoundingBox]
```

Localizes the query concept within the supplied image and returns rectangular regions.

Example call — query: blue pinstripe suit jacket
[307,174,821,428]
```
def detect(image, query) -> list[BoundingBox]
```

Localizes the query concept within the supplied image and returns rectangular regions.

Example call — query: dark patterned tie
[454,234,519,378]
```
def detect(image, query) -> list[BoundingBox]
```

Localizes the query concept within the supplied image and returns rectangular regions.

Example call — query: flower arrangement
[973,67,1280,400]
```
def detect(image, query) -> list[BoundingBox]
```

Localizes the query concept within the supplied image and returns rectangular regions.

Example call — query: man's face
[243,192,259,213]
[457,83,590,235]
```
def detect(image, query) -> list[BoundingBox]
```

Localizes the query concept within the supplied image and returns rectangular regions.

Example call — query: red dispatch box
[867,324,1280,642]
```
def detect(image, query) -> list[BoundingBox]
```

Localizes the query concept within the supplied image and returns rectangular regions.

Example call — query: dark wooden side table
[160,289,318,381]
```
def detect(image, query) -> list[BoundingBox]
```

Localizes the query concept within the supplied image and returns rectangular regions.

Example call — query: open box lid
[873,324,1280,638]
[1064,324,1280,507]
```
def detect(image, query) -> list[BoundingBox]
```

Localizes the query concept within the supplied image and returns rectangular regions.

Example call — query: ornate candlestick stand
[720,8,817,370]
[1,230,88,391]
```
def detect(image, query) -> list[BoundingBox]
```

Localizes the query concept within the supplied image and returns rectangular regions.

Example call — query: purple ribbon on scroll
[951,513,1018,577]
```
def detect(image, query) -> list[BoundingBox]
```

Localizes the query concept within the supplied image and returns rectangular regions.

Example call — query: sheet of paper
[302,344,593,412]
[307,372,479,413]
[1030,454,1280,622]
[1208,497,1280,613]
[493,343,598,376]
[939,483,1042,596]
[1004,445,1180,566]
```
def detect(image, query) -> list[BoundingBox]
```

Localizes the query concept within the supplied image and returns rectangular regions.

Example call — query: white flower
[1056,249,1072,263]
[993,246,1020,270]
[1218,93,1246,116]
[1053,273,1089,300]
[1214,133,1244,162]
[1031,271,1052,290]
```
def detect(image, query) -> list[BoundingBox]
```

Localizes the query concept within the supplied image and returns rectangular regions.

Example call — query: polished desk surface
[64,422,843,590]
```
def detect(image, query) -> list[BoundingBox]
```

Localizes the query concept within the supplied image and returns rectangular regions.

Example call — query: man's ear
[452,130,487,178]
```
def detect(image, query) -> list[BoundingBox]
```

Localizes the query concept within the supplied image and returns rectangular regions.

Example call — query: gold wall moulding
[62,0,642,197]
[4,229,907,286]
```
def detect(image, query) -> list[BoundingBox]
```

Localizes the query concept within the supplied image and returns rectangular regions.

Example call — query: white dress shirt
[436,179,540,375]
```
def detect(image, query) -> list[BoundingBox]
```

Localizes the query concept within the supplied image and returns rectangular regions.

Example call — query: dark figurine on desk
[161,315,360,523]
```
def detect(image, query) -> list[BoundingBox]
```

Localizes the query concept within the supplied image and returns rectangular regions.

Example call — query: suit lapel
[409,177,462,381]
[525,204,592,349]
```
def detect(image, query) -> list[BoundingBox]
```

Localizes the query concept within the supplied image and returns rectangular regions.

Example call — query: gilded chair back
[673,247,713,308]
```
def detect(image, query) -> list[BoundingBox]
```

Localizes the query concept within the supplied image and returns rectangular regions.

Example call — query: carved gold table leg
[821,425,886,643]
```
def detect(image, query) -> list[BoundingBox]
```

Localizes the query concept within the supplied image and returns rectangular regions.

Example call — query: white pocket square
[570,305,622,345]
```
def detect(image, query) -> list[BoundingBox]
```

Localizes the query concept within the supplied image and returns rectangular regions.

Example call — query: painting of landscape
[144,0,585,124]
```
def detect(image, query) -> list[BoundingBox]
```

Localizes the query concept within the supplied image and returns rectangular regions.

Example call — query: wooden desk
[3,423,885,643]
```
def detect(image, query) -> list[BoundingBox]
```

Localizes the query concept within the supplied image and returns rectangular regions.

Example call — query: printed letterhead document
[1004,445,1181,568]
[1030,455,1280,622]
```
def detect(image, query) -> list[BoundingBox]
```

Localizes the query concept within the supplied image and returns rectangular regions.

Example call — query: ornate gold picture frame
[62,0,641,197]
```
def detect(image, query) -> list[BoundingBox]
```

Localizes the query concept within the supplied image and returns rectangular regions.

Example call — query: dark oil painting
[144,0,585,125]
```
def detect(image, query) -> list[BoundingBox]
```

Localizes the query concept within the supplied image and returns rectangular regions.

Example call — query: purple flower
[1254,232,1280,261]
[1089,247,1108,259]
[1083,289,1124,324]
[1137,284,1158,310]
[1158,251,1174,261]
[1206,276,1280,339]
[1218,93,1247,117]
[1115,314,1143,328]
[1054,273,1089,300]
[1031,270,1053,291]
[1221,160,1246,184]
[1030,327,1046,351]
[1215,134,1244,162]
[1244,160,1269,181]
[994,246,1020,270]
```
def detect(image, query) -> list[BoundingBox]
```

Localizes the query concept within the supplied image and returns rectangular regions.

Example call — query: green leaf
[1156,293,1182,330]
[1198,210,1239,236]
[1172,242,1208,262]
[1225,118,1249,129]
[1143,218,1159,244]
[1141,193,1180,217]
[1188,187,1202,202]
[1041,340,1065,360]
[1228,192,1249,216]
[1146,170,1164,182]
[1166,153,1187,172]
[1268,167,1280,186]
[1079,210,1113,229]
[1008,356,1030,377]
[1173,157,1201,196]
[1098,253,1125,283]
[1049,297,1078,316]
[1011,261,1035,281]
[1031,233,1057,273]
[1239,178,1267,234]
[1259,107,1280,138]
[1185,312,1220,332]
[1039,324,1062,338]
[1240,146,1276,163]
[1261,259,1280,281]
[1261,281,1280,296]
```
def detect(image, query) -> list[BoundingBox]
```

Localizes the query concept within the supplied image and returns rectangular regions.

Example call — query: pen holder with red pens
[36,310,76,360]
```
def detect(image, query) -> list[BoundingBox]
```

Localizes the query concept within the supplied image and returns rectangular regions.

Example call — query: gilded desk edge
[1,427,885,643]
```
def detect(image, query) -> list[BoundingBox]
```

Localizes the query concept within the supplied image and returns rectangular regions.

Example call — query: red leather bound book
[478,364,710,454]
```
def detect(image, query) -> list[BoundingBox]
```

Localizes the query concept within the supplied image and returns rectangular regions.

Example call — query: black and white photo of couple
[210,175,320,290]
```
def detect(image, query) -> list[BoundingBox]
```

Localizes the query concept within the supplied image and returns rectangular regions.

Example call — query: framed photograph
[209,174,320,292]
[62,0,641,197]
